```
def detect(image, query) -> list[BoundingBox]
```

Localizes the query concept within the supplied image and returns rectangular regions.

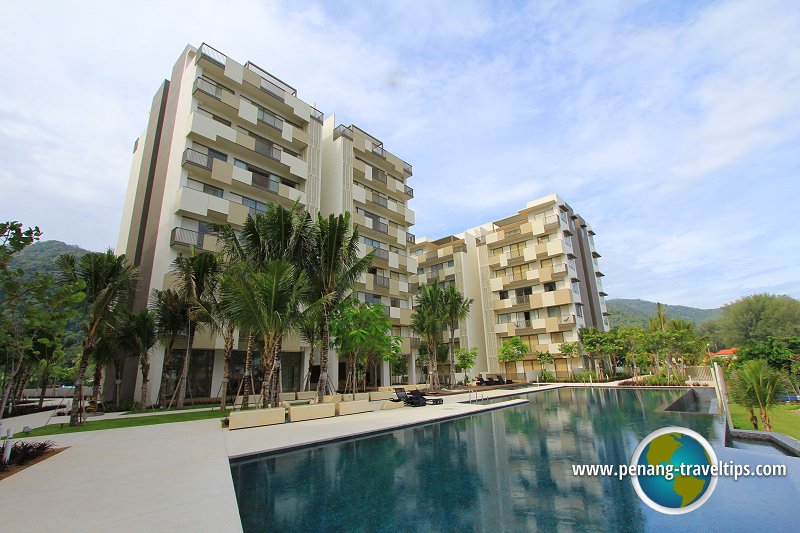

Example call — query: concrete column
[327,349,339,390]
[381,360,391,387]
[408,353,417,385]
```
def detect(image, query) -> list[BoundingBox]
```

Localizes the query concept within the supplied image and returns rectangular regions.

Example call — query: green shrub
[539,369,555,383]
[0,440,55,469]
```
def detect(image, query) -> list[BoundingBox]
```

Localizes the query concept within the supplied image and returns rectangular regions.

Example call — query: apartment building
[321,120,417,387]
[410,235,488,382]
[117,43,419,403]
[411,194,608,381]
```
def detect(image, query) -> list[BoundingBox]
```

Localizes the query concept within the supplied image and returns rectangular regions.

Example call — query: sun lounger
[392,388,426,407]
[408,389,443,405]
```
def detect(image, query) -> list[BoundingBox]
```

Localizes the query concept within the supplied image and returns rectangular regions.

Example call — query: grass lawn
[729,402,800,440]
[121,403,219,415]
[17,408,230,438]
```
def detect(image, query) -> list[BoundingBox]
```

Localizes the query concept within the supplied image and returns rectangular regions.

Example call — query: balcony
[257,107,284,131]
[406,233,416,244]
[170,227,218,251]
[544,214,559,227]
[404,184,414,198]
[371,144,387,159]
[183,148,212,170]
[372,168,388,184]
[510,295,530,306]
[552,262,568,276]
[515,320,533,329]
[333,124,353,140]
[559,314,576,326]
[374,275,390,289]
[194,77,232,100]
[371,192,388,208]
[372,247,390,261]
[505,249,524,260]
[197,43,227,66]
[245,62,297,101]
[402,160,412,174]
[371,219,389,234]
[253,137,282,161]
[505,227,522,238]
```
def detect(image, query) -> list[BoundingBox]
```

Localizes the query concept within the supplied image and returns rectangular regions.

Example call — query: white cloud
[0,0,798,308]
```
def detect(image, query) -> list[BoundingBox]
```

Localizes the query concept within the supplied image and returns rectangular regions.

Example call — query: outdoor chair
[408,389,443,405]
[392,388,426,407]
[475,377,488,386]
[485,377,499,386]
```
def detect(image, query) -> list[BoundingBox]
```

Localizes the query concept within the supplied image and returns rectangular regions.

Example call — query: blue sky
[1,0,798,309]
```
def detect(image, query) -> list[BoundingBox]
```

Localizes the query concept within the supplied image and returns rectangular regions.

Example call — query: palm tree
[297,310,321,391]
[442,285,472,386]
[728,359,787,431]
[306,213,374,400]
[57,249,138,426]
[92,322,129,407]
[149,288,187,406]
[220,261,315,407]
[214,202,312,406]
[118,310,158,411]
[169,251,220,409]
[411,282,447,388]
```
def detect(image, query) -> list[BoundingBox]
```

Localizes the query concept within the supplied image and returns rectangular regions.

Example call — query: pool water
[230,388,790,532]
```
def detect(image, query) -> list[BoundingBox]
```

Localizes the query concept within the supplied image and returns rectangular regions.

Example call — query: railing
[506,272,526,282]
[372,168,387,184]
[453,243,467,254]
[406,233,416,244]
[505,227,521,238]
[310,106,324,123]
[182,148,212,170]
[515,320,533,329]
[257,108,284,131]
[404,184,414,197]
[194,77,224,99]
[198,43,227,66]
[552,262,567,274]
[372,219,389,234]
[544,214,559,227]
[254,138,282,161]
[371,144,387,158]
[245,62,297,100]
[251,172,280,194]
[371,192,388,208]
[333,124,353,140]
[505,249,524,260]
[374,275,390,288]
[372,247,389,260]
[563,238,573,249]
[559,314,576,325]
[511,295,530,305]
[402,161,412,174]
[171,227,204,248]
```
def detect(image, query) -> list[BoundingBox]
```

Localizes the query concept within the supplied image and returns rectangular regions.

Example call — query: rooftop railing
[245,61,298,100]
[333,124,353,140]
[310,106,324,123]
[371,144,387,159]
[402,161,412,174]
[198,43,227,66]
[406,233,416,244]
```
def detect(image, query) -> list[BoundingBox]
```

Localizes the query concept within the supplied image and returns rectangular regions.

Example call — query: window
[547,306,560,318]
[364,293,382,305]
[537,234,550,244]
[499,290,508,300]
[544,282,556,292]
[203,183,223,198]
[207,147,228,163]
[390,298,401,308]
[417,267,424,275]
[572,280,580,294]
[447,260,454,267]
[575,304,583,318]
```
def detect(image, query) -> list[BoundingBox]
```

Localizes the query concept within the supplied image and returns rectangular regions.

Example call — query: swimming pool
[230,387,796,532]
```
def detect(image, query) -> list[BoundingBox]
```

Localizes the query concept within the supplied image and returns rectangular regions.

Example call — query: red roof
[713,348,738,356]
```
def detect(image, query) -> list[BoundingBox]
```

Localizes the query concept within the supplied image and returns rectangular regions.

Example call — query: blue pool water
[230,387,797,532]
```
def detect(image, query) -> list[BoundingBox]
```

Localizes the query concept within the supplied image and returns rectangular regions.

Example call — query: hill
[606,299,721,328]
[9,240,93,280]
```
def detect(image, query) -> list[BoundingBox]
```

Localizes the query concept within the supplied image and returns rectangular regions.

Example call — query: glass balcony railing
[372,247,390,260]
[404,184,414,198]
[254,138,282,161]
[372,219,389,234]
[515,320,533,329]
[182,148,212,170]
[371,193,388,208]
[372,168,388,184]
[544,214,559,227]
[257,108,284,131]
[245,62,297,100]
[171,227,209,249]
[406,233,416,244]
[402,161,412,174]
[374,275,390,289]
[371,144,387,158]
[198,43,227,66]
[333,124,354,140]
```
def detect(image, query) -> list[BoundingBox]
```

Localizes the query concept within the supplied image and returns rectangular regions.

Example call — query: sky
[1,0,798,309]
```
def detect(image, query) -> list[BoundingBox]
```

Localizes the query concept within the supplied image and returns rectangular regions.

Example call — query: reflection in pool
[231,388,726,532]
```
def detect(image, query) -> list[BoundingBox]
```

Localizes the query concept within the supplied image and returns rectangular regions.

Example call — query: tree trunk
[304,343,315,392]
[92,361,103,403]
[113,361,122,407]
[749,407,759,430]
[242,331,255,410]
[316,304,332,401]
[13,366,31,405]
[220,323,235,412]
[0,356,22,419]
[174,320,196,409]
[157,338,175,407]
[760,409,772,432]
[139,354,150,412]
[260,338,278,408]
[448,327,456,388]
[38,362,51,409]
[70,337,95,426]
[428,335,439,389]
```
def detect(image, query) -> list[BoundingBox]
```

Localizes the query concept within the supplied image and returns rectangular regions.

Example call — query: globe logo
[630,427,719,514]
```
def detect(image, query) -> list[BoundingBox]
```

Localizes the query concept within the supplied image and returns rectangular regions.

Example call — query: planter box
[288,402,336,422]
[228,408,285,430]
[336,400,372,416]
[370,391,394,401]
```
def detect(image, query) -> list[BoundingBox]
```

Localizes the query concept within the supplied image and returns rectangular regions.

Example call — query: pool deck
[1,384,798,532]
